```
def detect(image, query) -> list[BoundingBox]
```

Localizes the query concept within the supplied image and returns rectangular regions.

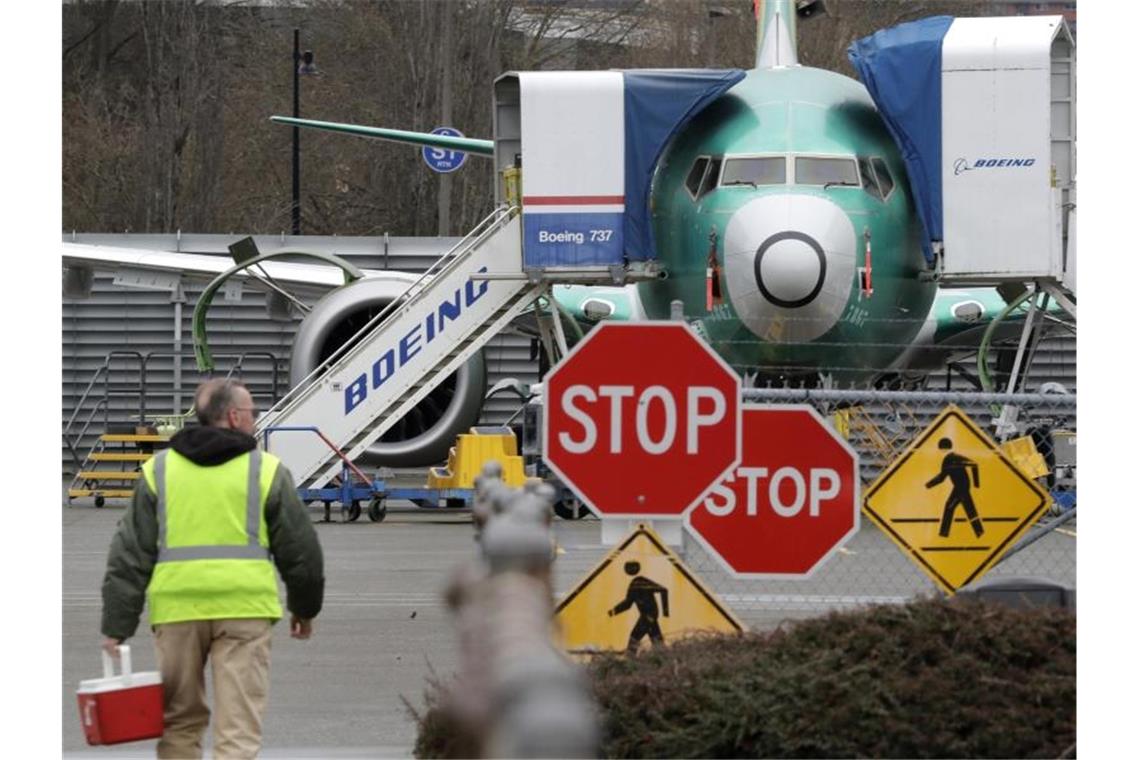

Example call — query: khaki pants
[153,618,273,760]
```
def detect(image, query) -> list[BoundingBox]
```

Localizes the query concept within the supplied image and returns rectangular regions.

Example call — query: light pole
[292,29,317,236]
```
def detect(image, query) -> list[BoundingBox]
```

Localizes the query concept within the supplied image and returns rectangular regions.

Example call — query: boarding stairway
[257,206,544,489]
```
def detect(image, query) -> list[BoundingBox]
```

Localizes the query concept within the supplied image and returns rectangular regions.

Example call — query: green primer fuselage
[642,65,936,381]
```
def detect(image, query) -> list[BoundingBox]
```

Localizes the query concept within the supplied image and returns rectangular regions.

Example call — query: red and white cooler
[76,645,164,746]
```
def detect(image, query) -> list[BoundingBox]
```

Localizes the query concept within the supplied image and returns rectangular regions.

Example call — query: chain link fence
[676,388,1076,631]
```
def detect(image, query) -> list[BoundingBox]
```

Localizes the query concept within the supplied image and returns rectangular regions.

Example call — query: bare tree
[799,0,1005,76]
[62,0,1022,237]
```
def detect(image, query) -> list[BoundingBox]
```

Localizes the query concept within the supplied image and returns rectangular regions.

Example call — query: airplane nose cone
[754,231,826,308]
[723,195,855,343]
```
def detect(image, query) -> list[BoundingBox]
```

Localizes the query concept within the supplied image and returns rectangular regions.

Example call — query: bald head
[195,379,257,434]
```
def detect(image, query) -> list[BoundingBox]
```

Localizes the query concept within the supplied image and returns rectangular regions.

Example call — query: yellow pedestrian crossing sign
[863,405,1050,595]
[555,524,744,654]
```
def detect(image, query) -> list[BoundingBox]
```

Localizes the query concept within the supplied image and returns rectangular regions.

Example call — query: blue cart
[262,425,475,522]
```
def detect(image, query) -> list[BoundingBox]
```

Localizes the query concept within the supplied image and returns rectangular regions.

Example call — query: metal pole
[547,286,569,358]
[993,507,1076,566]
[172,293,183,415]
[292,28,301,237]
[1004,285,1040,395]
[437,5,454,237]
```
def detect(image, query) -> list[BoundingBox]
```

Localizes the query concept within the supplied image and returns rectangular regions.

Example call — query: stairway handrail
[213,351,285,404]
[64,349,288,473]
[63,351,146,470]
[261,425,372,486]
[66,350,144,428]
[64,397,109,474]
[64,361,110,438]
[257,204,517,427]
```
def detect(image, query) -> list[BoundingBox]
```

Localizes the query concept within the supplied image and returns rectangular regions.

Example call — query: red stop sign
[543,322,741,517]
[686,405,860,577]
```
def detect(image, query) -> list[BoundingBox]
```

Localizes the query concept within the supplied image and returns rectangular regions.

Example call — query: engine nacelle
[289,277,487,466]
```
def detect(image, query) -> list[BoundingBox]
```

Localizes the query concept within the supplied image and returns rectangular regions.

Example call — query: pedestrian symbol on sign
[607,561,669,653]
[554,524,743,654]
[862,405,1051,595]
[926,437,984,538]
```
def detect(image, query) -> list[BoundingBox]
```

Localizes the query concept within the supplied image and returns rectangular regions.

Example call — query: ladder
[67,433,168,507]
[257,207,543,488]
[836,404,922,479]
[64,350,285,478]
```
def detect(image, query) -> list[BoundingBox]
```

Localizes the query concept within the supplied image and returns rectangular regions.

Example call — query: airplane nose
[754,231,826,308]
[723,194,856,343]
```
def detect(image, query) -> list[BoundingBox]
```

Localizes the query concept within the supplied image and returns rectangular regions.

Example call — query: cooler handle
[101,644,134,685]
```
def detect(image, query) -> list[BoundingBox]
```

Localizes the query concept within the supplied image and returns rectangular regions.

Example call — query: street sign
[555,523,744,654]
[421,126,467,173]
[686,405,860,578]
[863,404,1050,595]
[543,322,741,518]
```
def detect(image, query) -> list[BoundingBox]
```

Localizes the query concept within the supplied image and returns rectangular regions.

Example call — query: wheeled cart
[297,466,475,523]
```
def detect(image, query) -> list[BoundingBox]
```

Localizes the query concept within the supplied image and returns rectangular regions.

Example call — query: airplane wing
[62,242,402,289]
[62,241,632,311]
[269,116,495,156]
[62,241,639,337]
[930,287,1071,346]
[888,286,1073,381]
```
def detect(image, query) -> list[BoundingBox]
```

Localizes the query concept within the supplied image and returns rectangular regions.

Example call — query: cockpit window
[871,158,895,198]
[685,157,709,197]
[698,157,722,197]
[720,157,786,187]
[795,156,859,187]
[858,156,883,200]
[856,156,897,201]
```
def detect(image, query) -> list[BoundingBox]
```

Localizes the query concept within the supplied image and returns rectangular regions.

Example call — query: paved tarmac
[62,498,1076,757]
[62,501,618,758]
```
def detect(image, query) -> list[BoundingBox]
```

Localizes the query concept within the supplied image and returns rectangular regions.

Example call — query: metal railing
[63,350,286,473]
[258,204,517,429]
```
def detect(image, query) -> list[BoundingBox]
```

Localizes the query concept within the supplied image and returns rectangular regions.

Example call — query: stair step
[89,453,154,462]
[68,489,135,498]
[100,434,169,443]
[79,471,141,480]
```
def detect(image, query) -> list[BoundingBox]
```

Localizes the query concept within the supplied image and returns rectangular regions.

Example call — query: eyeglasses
[233,407,261,419]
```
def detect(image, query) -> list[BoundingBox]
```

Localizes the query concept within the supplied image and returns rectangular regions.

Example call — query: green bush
[411,598,1075,758]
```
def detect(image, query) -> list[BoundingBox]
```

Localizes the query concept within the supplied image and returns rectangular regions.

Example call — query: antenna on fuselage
[754,0,826,70]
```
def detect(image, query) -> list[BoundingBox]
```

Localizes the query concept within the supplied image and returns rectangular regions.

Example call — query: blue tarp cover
[847,16,953,265]
[623,69,745,262]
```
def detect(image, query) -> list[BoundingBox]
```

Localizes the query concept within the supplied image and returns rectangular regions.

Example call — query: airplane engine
[289,277,487,467]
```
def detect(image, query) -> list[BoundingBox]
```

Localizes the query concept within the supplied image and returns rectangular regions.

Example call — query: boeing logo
[954,157,1037,176]
[343,267,490,414]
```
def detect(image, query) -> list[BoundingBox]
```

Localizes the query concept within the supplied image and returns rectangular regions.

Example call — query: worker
[99,379,325,759]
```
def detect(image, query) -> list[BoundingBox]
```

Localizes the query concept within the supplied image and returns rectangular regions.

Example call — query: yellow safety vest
[142,448,283,625]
